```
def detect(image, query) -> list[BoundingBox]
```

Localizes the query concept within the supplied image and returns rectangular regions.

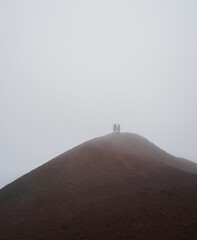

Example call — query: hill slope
[0,133,197,240]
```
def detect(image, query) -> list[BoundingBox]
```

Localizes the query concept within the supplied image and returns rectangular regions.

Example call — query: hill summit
[0,133,197,240]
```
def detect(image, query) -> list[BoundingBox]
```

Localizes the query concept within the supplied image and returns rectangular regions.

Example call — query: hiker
[113,124,117,133]
[117,124,120,133]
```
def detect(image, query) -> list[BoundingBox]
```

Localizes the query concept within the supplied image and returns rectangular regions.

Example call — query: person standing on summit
[113,124,121,133]
[117,124,120,133]
[113,124,117,133]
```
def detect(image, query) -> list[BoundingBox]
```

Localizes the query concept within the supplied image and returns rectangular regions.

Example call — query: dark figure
[117,124,120,133]
[113,124,117,133]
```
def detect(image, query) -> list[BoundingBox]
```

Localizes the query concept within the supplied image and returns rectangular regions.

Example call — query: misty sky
[1,0,197,188]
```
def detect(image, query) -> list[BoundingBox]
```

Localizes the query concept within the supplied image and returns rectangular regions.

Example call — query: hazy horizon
[1,0,197,188]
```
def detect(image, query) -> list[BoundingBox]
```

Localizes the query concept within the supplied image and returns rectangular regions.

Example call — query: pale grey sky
[1,0,197,188]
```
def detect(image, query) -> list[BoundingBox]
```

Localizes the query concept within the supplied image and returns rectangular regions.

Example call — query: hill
[0,133,197,240]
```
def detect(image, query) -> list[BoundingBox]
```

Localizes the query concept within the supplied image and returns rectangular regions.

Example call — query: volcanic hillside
[0,133,197,240]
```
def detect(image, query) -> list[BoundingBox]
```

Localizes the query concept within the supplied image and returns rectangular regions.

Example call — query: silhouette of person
[113,124,117,133]
[117,124,120,133]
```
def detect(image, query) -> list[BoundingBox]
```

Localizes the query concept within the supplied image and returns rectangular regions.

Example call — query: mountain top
[0,132,197,240]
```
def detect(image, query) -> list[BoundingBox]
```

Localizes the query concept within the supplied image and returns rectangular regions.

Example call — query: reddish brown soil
[0,133,197,240]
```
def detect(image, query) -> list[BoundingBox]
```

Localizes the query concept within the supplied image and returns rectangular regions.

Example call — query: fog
[1,0,197,188]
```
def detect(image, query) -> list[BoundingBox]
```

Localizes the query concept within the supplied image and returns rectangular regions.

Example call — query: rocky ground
[0,133,197,239]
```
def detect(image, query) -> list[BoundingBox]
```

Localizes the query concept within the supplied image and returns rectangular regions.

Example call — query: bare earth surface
[0,133,197,240]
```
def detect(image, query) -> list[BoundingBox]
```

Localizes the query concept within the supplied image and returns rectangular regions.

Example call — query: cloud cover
[1,0,197,187]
